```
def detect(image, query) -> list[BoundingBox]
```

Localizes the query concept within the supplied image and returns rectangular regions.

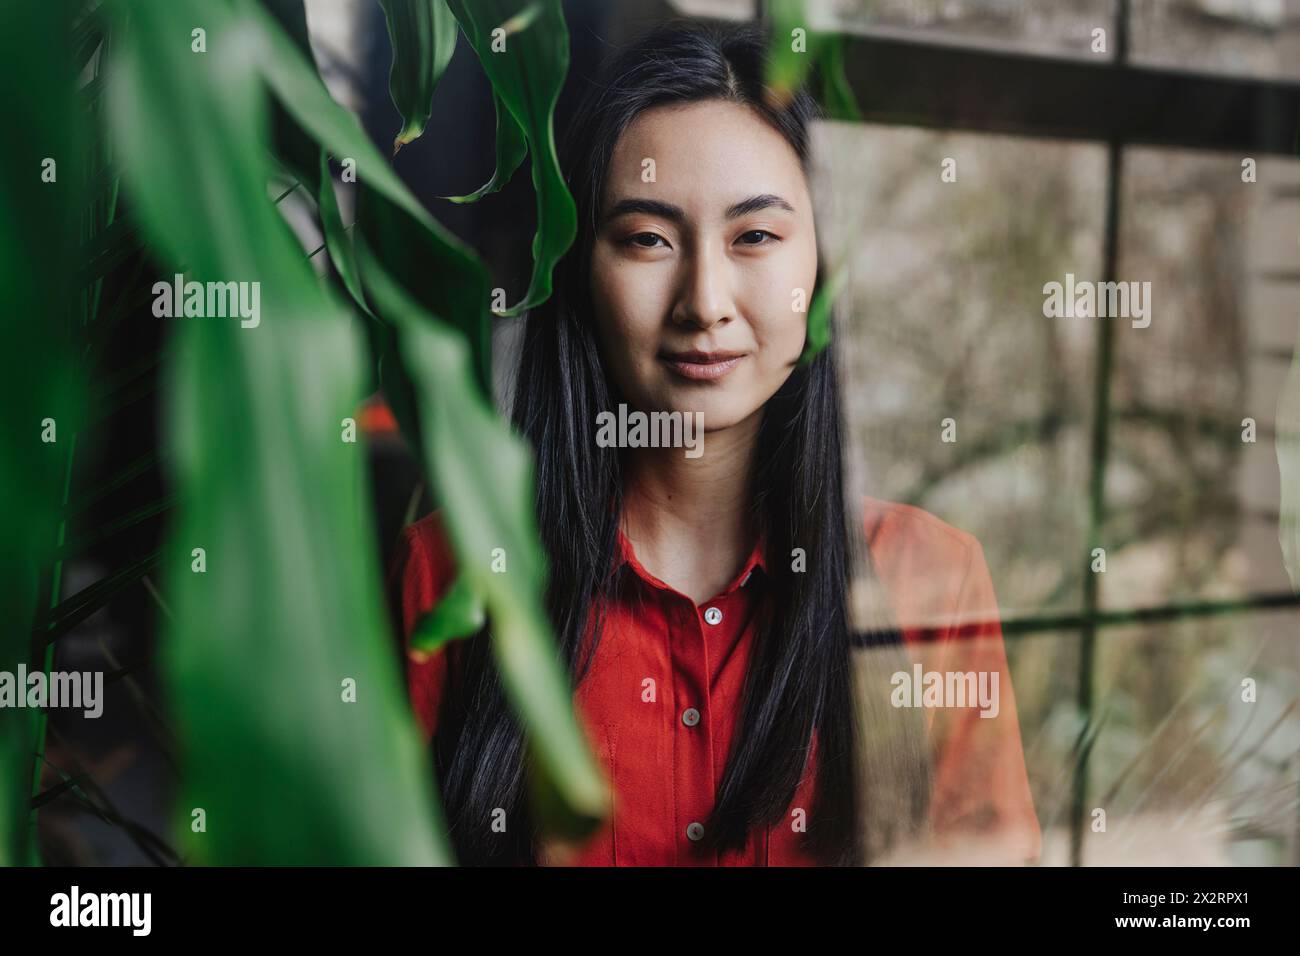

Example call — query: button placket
[669,601,716,863]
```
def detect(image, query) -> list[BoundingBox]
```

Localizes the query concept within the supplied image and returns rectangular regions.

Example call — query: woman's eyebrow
[601,193,795,225]
[724,193,795,219]
[602,198,685,224]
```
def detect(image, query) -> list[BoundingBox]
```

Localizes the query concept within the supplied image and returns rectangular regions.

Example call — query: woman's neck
[620,411,761,605]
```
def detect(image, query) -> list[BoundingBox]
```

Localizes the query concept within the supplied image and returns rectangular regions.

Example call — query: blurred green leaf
[379,0,460,152]
[766,1,860,121]
[0,0,84,866]
[820,34,862,123]
[766,0,859,365]
[74,3,107,72]
[410,574,486,652]
[444,0,576,315]
[799,264,846,365]
[766,0,825,104]
[106,0,449,864]
[257,0,328,210]
[358,244,609,833]
[316,151,371,318]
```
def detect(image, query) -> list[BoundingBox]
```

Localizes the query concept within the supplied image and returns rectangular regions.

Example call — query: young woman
[392,21,1041,866]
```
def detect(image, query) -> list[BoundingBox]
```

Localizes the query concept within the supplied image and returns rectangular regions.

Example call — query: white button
[703,606,723,625]
[686,822,705,842]
[682,707,700,727]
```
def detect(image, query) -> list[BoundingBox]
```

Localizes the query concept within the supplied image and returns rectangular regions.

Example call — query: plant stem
[28,431,78,860]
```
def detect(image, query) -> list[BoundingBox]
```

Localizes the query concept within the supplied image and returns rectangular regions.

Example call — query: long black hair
[433,19,931,866]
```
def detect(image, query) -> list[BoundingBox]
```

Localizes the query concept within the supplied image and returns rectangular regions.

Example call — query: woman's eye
[628,232,667,249]
[737,229,777,245]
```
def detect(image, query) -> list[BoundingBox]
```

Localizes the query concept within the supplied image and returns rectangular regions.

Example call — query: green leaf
[410,574,486,652]
[106,0,449,864]
[766,0,824,104]
[248,0,493,396]
[799,264,847,365]
[764,0,857,364]
[820,34,862,123]
[73,3,107,72]
[765,0,861,123]
[440,90,528,204]
[0,0,84,866]
[379,0,460,152]
[316,151,370,318]
[357,243,610,833]
[444,0,576,315]
[39,551,163,649]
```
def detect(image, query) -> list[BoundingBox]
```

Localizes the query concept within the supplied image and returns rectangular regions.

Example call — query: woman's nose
[671,246,735,330]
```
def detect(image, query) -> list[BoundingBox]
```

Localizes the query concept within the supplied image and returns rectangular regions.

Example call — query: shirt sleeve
[389,520,455,744]
[923,537,1042,864]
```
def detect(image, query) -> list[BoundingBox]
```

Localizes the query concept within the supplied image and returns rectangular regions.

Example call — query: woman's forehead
[603,100,809,213]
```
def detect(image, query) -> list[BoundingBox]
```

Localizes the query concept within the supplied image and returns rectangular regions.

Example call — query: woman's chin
[625,379,768,433]
[664,399,759,433]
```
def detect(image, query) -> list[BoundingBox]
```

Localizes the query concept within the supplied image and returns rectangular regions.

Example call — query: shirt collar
[613,524,768,597]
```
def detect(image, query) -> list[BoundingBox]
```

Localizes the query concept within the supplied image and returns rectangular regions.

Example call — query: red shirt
[392,496,1042,866]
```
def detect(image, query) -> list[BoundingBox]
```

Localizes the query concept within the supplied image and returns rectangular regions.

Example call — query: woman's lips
[660,351,746,382]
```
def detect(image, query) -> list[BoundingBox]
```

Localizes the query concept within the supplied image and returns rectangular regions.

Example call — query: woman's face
[589,99,819,436]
